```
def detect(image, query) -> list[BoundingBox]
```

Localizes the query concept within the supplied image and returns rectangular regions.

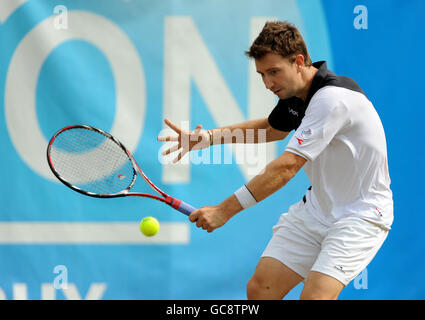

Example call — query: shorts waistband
[302,186,312,203]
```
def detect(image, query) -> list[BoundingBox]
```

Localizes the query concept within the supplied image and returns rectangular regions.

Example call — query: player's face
[255,53,301,100]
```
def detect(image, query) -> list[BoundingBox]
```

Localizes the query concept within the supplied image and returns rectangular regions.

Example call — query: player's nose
[263,76,274,90]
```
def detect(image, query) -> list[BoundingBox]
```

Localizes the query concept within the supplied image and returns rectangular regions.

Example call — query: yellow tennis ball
[140,216,160,237]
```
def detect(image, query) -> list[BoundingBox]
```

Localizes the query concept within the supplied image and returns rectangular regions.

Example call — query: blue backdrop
[0,0,423,300]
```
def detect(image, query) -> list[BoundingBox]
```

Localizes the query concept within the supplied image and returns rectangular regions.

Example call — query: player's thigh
[301,217,388,299]
[311,217,388,287]
[300,271,345,300]
[247,256,303,299]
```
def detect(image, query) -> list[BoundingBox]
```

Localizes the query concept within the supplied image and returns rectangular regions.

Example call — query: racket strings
[49,127,135,195]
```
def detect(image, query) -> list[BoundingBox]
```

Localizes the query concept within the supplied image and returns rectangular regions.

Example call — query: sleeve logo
[301,128,312,138]
[296,137,304,145]
[295,128,312,145]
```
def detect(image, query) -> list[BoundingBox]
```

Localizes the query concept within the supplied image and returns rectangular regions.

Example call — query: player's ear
[294,54,305,70]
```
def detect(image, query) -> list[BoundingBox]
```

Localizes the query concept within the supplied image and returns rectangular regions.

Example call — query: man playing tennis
[158,21,393,300]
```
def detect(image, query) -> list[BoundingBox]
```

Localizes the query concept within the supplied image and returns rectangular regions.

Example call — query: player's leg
[301,216,389,300]
[248,201,326,299]
[300,271,344,300]
[247,257,303,300]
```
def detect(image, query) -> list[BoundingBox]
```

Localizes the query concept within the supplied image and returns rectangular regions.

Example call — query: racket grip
[176,200,197,216]
[168,198,196,216]
[166,196,197,216]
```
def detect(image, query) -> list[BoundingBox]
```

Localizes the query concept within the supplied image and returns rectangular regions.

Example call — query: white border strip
[0,222,189,244]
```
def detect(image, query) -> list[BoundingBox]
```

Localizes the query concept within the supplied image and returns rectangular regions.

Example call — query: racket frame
[46,124,190,213]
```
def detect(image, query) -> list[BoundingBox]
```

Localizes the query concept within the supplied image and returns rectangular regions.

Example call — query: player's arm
[245,151,306,201]
[158,118,289,163]
[189,151,306,232]
[209,118,289,144]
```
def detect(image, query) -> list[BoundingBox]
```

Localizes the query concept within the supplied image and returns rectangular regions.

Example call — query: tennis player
[158,21,393,300]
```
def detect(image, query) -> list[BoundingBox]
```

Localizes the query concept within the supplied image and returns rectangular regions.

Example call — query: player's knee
[246,275,266,299]
[300,288,338,300]
[301,272,344,300]
[299,289,320,300]
[247,274,282,300]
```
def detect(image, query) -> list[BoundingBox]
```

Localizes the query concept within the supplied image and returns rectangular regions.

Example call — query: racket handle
[176,200,197,216]
[168,198,197,216]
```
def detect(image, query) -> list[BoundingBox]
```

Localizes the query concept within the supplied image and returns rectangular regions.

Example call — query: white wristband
[234,185,258,209]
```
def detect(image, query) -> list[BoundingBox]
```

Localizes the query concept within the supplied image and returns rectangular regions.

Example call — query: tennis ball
[140,216,160,237]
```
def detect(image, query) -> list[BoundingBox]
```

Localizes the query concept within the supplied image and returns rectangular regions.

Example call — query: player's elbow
[277,163,299,183]
[274,151,306,182]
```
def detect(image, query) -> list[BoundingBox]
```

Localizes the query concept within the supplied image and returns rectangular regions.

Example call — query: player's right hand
[157,118,211,163]
[189,205,229,233]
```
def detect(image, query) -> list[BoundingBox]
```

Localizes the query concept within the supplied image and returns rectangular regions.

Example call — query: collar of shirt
[304,61,337,106]
[276,60,336,115]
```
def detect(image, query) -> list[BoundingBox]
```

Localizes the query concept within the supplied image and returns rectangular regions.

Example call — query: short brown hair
[245,21,312,66]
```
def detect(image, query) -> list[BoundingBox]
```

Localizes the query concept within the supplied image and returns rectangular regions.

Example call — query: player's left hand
[189,205,229,233]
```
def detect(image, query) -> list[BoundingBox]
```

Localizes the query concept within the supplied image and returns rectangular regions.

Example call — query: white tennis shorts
[261,200,389,285]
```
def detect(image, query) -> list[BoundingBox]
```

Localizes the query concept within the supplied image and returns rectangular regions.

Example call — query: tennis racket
[46,124,196,216]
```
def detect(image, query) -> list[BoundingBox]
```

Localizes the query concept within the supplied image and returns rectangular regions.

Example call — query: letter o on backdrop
[4,10,146,181]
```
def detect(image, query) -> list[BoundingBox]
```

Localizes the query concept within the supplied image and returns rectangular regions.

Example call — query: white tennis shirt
[269,62,393,229]
[286,85,393,229]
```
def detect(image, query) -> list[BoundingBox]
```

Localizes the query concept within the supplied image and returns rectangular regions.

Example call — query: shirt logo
[301,128,312,138]
[296,128,311,146]
[296,137,303,145]
[288,108,298,116]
